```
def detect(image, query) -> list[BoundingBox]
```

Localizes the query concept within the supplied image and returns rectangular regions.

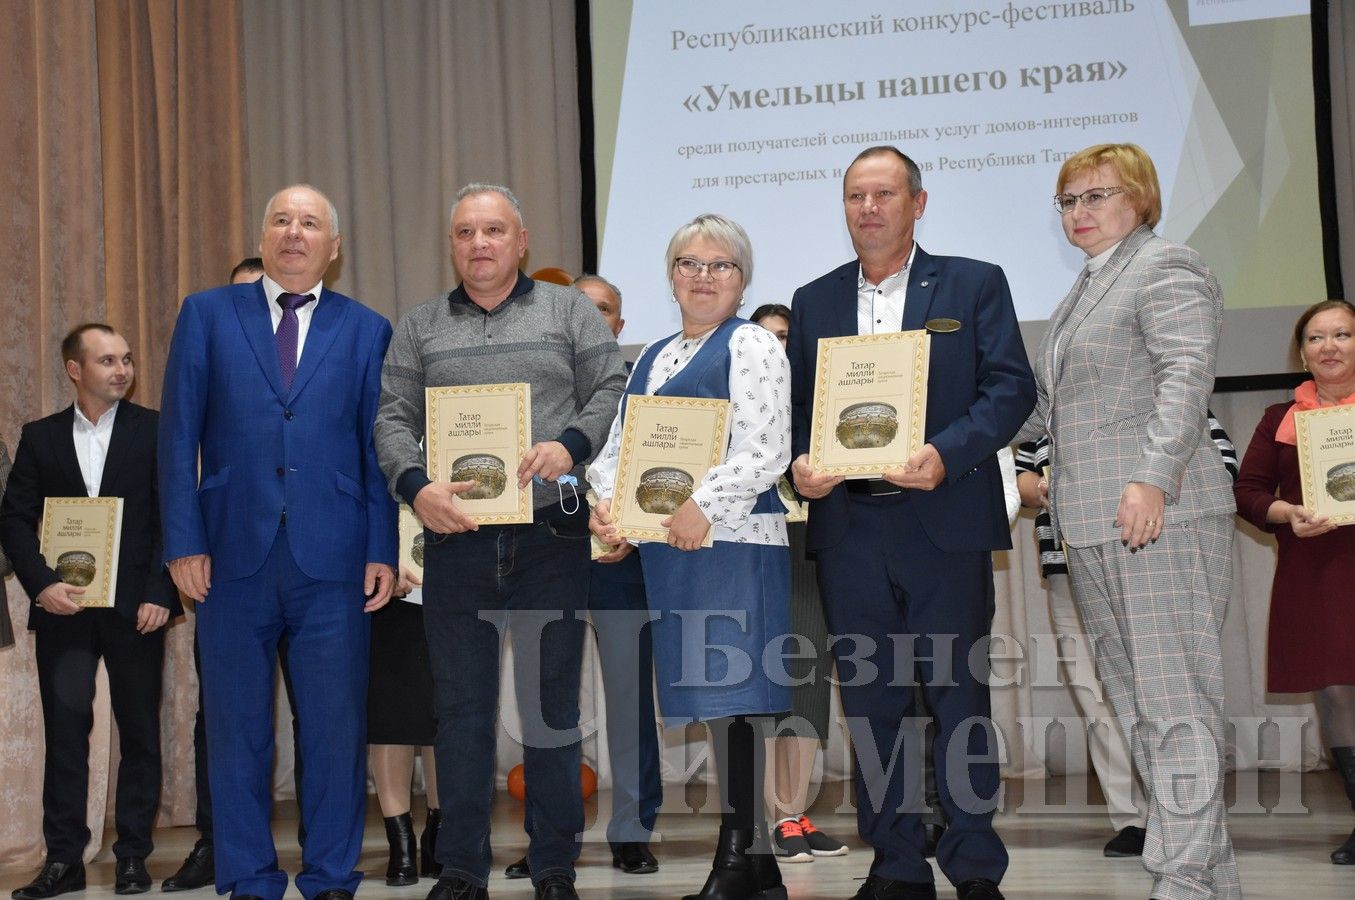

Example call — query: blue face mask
[533,472,580,515]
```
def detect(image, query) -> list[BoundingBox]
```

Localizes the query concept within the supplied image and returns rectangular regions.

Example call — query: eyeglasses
[674,258,741,281]
[1053,187,1125,213]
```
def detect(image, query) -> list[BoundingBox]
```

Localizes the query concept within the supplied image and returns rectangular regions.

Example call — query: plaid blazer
[1018,225,1235,548]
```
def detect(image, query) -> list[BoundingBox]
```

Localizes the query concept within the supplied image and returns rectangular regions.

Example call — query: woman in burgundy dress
[1234,298,1355,865]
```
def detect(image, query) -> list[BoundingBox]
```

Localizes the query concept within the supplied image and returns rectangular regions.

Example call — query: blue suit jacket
[158,282,397,584]
[787,248,1035,553]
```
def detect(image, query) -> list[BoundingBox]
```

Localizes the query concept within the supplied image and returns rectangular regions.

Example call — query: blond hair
[1056,143,1161,228]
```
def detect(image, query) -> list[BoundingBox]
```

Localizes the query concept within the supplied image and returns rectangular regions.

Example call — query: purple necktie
[275,292,314,390]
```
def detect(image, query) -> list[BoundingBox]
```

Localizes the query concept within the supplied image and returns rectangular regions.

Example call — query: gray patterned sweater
[375,274,627,514]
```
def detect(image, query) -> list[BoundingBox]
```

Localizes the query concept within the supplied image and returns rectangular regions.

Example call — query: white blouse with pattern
[587,322,791,546]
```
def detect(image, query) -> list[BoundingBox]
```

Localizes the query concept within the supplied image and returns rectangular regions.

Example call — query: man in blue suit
[786,147,1035,900]
[159,185,398,900]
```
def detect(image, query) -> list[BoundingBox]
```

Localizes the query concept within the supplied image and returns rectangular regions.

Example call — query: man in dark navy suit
[786,147,1035,900]
[159,185,397,900]
[1,324,181,899]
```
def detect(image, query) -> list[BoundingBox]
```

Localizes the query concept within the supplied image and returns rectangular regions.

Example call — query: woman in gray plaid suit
[1017,143,1239,900]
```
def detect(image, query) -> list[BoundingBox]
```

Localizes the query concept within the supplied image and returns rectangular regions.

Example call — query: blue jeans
[587,559,662,846]
[422,509,590,887]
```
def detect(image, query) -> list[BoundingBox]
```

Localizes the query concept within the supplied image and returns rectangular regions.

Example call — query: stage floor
[2,773,1352,898]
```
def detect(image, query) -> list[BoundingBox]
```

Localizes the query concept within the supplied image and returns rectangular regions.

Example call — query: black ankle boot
[681,825,788,900]
[384,813,418,885]
[748,822,784,894]
[420,808,442,878]
[1330,748,1355,865]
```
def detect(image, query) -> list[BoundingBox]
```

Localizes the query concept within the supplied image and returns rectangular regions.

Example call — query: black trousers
[35,609,165,863]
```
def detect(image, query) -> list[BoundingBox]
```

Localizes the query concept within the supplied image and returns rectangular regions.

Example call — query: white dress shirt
[857,244,917,335]
[261,273,323,366]
[588,322,791,546]
[72,401,119,497]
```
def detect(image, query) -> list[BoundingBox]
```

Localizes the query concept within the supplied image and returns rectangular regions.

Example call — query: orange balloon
[507,762,596,801]
[506,763,527,801]
[506,764,596,796]
[530,266,574,286]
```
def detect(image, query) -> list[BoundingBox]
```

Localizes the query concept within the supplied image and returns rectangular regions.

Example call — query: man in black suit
[0,323,181,900]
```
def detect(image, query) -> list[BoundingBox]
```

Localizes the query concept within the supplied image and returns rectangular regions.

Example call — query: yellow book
[809,330,930,478]
[425,382,533,525]
[397,505,425,577]
[612,394,729,547]
[40,496,123,608]
[1294,405,1355,526]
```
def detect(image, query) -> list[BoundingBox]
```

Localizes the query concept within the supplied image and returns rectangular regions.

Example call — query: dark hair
[845,146,923,196]
[61,323,116,364]
[749,303,791,325]
[1293,299,1355,355]
[231,257,264,281]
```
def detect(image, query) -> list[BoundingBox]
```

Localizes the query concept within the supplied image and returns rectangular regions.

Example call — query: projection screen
[590,0,1323,376]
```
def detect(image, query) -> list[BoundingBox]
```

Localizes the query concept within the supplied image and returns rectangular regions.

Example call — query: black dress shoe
[115,858,152,895]
[955,879,1004,900]
[312,892,353,900]
[610,842,658,875]
[162,839,214,892]
[12,861,86,900]
[504,856,530,879]
[228,896,263,900]
[533,875,578,900]
[1102,825,1146,858]
[850,876,937,899]
[425,876,488,900]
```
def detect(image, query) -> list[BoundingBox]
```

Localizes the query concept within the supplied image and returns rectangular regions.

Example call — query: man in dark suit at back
[786,146,1035,900]
[0,323,181,900]
[159,185,397,900]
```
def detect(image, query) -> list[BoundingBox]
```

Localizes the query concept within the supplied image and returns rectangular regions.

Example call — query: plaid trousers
[1067,514,1241,900]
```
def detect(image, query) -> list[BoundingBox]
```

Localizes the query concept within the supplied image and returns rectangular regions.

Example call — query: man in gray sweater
[375,183,626,900]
